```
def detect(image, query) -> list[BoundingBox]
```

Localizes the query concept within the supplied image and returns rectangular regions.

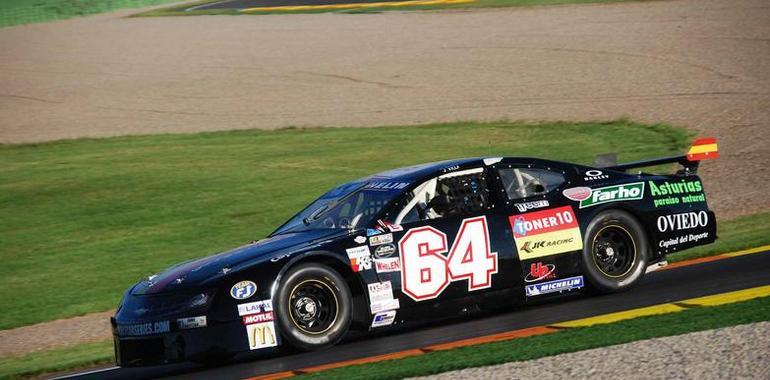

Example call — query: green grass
[0,340,112,380]
[0,119,698,330]
[298,295,770,379]
[4,294,767,380]
[0,0,181,27]
[139,0,645,17]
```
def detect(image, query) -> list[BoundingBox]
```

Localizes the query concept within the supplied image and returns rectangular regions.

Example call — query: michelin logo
[525,276,584,297]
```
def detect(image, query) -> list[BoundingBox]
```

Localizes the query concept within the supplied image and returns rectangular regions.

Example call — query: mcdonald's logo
[247,322,277,350]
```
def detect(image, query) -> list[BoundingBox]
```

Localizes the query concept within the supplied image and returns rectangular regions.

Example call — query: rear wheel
[275,263,351,351]
[581,210,648,293]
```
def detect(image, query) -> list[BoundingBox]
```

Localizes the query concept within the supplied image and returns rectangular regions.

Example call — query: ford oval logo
[230,281,257,300]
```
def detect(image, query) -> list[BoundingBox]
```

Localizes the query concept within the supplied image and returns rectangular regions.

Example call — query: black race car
[113,138,719,366]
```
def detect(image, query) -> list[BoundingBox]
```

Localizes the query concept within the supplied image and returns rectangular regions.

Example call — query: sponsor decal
[514,200,550,213]
[371,310,397,328]
[368,281,400,313]
[367,228,383,237]
[242,311,274,325]
[583,169,609,181]
[371,298,400,314]
[524,262,556,283]
[346,245,373,272]
[579,182,645,208]
[237,300,273,316]
[351,256,373,272]
[509,206,583,260]
[657,211,709,232]
[525,276,584,297]
[346,245,371,258]
[375,257,401,273]
[370,233,394,246]
[354,236,366,244]
[365,182,409,191]
[368,281,394,303]
[374,244,396,258]
[177,316,207,330]
[562,187,592,201]
[386,224,403,232]
[270,253,290,263]
[246,321,278,350]
[649,180,705,208]
[378,220,403,232]
[230,280,257,300]
[659,232,710,249]
[117,321,170,337]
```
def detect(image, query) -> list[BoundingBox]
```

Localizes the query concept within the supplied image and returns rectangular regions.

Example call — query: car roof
[364,157,485,182]
[352,156,578,190]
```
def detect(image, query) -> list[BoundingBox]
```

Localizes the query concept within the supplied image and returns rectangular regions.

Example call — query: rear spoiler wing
[597,137,719,175]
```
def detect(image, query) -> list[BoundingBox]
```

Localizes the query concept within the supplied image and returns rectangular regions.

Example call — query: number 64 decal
[399,216,498,302]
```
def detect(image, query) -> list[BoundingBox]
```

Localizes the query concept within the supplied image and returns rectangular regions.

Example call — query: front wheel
[275,263,352,351]
[581,210,648,293]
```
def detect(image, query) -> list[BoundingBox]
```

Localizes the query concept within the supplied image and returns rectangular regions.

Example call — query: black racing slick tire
[581,210,648,293]
[275,263,352,351]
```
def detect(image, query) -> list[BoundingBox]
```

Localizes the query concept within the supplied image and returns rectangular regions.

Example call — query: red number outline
[446,216,498,291]
[399,226,449,301]
[399,216,498,302]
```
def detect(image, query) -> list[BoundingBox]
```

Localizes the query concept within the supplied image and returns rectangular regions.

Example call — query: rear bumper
[112,318,246,367]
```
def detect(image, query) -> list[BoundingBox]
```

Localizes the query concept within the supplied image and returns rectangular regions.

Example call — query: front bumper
[112,318,246,367]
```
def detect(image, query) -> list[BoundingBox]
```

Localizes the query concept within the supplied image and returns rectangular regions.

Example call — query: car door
[488,159,586,298]
[370,167,519,311]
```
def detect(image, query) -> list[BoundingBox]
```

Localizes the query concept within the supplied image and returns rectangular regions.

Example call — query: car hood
[131,229,344,295]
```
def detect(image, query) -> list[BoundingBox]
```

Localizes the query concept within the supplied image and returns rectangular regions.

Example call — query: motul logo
[242,312,274,325]
[657,211,708,232]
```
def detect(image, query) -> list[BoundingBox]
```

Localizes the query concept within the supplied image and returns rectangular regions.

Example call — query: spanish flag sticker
[686,137,719,161]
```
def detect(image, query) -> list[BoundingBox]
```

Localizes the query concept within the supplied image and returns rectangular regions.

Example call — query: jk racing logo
[509,206,583,260]
[579,183,645,208]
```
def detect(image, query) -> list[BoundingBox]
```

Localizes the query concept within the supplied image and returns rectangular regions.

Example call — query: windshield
[271,180,410,235]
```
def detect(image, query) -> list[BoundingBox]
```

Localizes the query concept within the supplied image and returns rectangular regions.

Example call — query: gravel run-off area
[411,321,770,380]
[0,0,769,220]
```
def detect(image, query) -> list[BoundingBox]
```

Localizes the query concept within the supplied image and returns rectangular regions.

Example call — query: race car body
[112,138,719,366]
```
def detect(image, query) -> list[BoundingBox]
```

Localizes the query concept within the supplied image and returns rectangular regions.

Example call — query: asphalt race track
[189,0,407,11]
[58,250,770,380]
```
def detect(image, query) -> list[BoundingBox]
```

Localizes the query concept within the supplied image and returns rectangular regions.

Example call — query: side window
[498,168,565,200]
[391,168,491,225]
